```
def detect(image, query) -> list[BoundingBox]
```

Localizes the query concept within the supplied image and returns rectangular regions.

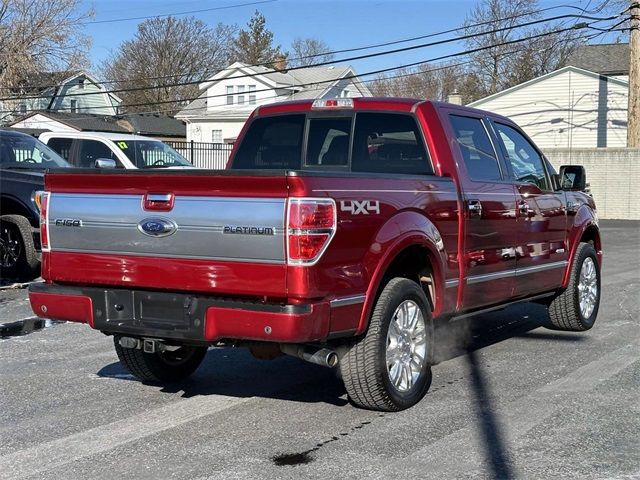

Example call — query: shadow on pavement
[98,347,349,406]
[96,302,585,414]
[445,302,586,479]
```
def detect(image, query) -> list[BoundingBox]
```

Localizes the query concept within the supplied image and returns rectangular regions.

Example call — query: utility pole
[628,0,640,147]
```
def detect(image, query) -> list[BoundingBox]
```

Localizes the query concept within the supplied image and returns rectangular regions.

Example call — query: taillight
[287,198,336,265]
[40,192,50,251]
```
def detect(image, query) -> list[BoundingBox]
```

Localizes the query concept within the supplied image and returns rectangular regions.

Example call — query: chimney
[447,90,462,105]
[273,55,287,72]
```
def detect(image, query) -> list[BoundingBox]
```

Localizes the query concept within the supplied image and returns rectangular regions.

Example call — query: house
[9,111,186,141]
[468,44,630,148]
[175,61,372,144]
[1,71,122,123]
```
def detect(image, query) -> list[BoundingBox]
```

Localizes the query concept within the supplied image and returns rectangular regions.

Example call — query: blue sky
[84,0,616,76]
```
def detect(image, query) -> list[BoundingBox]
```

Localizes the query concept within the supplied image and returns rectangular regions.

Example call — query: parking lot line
[377,342,640,478]
[0,394,251,480]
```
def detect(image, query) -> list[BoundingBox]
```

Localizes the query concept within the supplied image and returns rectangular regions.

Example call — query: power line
[4,23,621,121]
[3,20,620,118]
[1,3,619,94]
[85,0,277,24]
[0,12,618,105]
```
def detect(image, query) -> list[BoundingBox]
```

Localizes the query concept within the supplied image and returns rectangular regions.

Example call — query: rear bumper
[28,283,330,344]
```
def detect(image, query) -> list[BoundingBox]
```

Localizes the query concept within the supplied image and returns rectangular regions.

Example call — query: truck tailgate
[43,171,288,297]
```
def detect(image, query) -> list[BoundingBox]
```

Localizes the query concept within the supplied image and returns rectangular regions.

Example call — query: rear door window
[46,138,73,162]
[352,113,431,174]
[77,140,119,168]
[232,114,305,169]
[449,115,502,182]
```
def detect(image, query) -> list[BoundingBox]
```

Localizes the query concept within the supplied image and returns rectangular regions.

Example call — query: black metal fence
[167,141,234,169]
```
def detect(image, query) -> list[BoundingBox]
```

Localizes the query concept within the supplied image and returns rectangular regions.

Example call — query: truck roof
[255,97,512,123]
[39,131,162,142]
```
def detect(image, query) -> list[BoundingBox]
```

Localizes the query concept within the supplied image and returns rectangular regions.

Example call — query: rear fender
[356,211,447,335]
[563,205,601,288]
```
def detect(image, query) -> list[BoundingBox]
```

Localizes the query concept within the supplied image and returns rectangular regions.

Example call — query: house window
[237,85,245,105]
[226,86,234,105]
[248,85,256,105]
[18,103,27,114]
[78,78,85,90]
[70,99,77,113]
[211,129,223,143]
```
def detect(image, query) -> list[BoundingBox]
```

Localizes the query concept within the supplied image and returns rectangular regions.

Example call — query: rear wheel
[340,277,433,411]
[114,336,207,383]
[547,242,601,331]
[0,215,39,281]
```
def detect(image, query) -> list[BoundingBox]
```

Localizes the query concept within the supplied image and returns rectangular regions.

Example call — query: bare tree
[102,16,237,115]
[463,0,583,101]
[0,0,93,120]
[369,63,464,101]
[289,37,335,67]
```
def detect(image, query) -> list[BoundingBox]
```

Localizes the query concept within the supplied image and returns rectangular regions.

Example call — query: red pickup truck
[29,98,602,411]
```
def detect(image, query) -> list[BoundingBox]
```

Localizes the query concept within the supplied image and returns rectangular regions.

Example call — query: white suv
[39,132,194,169]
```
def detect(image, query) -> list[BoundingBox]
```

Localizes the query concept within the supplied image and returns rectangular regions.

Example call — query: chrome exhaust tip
[280,344,339,368]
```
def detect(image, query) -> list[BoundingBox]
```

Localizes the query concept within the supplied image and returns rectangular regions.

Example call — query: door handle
[518,200,531,216]
[467,199,482,218]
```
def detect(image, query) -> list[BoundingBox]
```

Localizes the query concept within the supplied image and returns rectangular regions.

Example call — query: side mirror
[558,165,586,191]
[95,158,117,169]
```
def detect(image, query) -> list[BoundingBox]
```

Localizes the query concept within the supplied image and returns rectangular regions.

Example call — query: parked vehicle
[0,130,71,280]
[39,132,194,169]
[28,98,602,411]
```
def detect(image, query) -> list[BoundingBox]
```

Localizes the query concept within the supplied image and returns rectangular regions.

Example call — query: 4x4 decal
[340,200,380,215]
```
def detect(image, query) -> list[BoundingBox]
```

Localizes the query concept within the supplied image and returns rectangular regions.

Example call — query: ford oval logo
[137,218,177,237]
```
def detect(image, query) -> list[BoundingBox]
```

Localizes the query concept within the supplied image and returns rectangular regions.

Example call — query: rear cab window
[352,113,431,175]
[231,111,433,175]
[232,115,305,169]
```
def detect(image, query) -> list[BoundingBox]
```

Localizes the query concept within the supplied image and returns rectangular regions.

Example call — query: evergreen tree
[230,11,283,66]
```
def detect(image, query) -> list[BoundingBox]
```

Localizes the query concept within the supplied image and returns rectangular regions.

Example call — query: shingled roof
[9,111,186,138]
[120,113,186,138]
[565,43,630,76]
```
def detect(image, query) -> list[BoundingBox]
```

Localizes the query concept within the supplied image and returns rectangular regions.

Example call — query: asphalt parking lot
[1,220,638,480]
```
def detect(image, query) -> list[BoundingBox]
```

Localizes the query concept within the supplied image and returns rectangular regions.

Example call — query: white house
[468,43,631,149]
[175,62,372,144]
[468,66,628,149]
[2,71,122,124]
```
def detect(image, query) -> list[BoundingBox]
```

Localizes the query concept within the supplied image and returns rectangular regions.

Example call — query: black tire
[340,277,433,411]
[548,242,601,331]
[113,336,208,383]
[0,215,40,281]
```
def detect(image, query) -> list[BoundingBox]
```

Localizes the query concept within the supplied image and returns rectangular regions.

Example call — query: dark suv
[0,130,71,281]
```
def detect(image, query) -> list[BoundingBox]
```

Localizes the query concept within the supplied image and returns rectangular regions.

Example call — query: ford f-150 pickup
[28,98,602,411]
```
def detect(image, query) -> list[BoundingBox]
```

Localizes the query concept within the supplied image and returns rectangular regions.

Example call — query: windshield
[114,139,192,168]
[0,131,70,169]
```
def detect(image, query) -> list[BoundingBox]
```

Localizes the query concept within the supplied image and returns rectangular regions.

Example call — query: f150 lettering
[54,218,82,227]
[29,98,602,412]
